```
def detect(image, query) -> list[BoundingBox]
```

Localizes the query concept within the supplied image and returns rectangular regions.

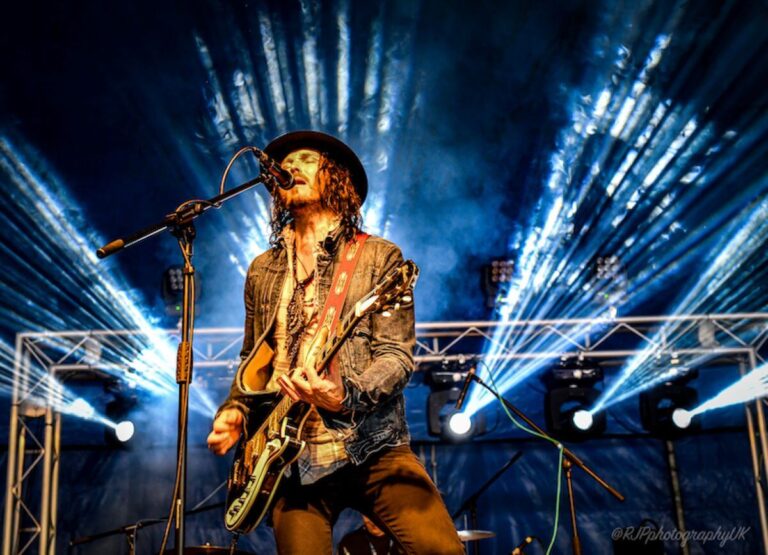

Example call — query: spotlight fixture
[162,265,202,318]
[572,409,594,431]
[595,255,622,280]
[442,410,485,442]
[114,420,136,442]
[482,258,515,309]
[543,358,606,440]
[640,381,699,438]
[424,359,486,442]
[104,391,138,446]
[487,258,515,284]
[594,255,627,314]
[447,412,472,436]
[162,265,185,317]
[671,408,692,429]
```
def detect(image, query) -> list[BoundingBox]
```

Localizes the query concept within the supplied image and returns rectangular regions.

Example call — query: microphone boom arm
[96,174,267,258]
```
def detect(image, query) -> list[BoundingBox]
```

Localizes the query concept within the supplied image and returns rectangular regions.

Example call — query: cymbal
[457,529,496,541]
[161,546,253,555]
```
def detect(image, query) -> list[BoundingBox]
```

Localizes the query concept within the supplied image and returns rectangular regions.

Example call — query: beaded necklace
[285,243,314,369]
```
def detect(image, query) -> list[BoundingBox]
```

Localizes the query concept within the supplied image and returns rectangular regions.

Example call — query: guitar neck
[316,308,362,376]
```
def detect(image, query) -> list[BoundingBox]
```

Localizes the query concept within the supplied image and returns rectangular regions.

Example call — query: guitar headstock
[355,260,419,318]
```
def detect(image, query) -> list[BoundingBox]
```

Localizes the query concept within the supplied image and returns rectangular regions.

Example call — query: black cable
[157,388,188,554]
[218,146,262,196]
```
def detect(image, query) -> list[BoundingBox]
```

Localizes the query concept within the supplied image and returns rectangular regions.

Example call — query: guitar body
[225,400,312,533]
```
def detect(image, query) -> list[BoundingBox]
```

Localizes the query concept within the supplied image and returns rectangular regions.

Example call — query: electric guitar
[224,260,419,533]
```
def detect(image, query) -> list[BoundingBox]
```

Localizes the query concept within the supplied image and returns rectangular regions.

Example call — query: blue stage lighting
[68,398,96,420]
[424,360,486,442]
[688,363,768,418]
[104,391,139,446]
[671,408,692,430]
[639,381,699,438]
[447,412,472,437]
[572,409,594,431]
[544,360,606,440]
[114,420,135,443]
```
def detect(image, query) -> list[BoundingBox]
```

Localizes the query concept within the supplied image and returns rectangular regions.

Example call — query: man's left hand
[278,364,345,412]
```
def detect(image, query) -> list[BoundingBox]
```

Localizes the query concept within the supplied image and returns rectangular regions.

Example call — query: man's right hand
[207,408,244,455]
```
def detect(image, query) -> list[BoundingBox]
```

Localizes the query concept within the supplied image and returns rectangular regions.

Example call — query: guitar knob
[402,295,412,303]
[382,310,392,317]
[394,303,401,310]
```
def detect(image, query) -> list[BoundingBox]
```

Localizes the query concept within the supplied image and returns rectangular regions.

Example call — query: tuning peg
[402,295,412,303]
[394,302,401,310]
[382,310,392,317]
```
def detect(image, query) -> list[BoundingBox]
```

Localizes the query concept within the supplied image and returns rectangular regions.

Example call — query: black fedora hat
[264,130,368,203]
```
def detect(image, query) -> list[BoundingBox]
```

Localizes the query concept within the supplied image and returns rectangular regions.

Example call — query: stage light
[104,391,138,446]
[488,259,515,284]
[447,412,472,436]
[594,255,627,313]
[544,359,606,440]
[424,360,486,442]
[68,398,96,420]
[162,265,185,317]
[572,409,593,431]
[483,258,516,309]
[439,408,485,443]
[639,380,699,438]
[595,255,621,280]
[671,408,692,430]
[114,420,135,442]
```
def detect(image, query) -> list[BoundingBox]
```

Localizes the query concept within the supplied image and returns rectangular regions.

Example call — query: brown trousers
[271,445,465,554]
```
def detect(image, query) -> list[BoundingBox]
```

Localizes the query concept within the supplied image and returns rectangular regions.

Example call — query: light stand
[467,372,624,555]
[96,161,273,554]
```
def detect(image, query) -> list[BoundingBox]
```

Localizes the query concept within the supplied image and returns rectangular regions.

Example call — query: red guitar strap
[317,232,369,343]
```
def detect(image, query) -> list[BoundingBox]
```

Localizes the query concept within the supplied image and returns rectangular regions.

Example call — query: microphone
[256,149,294,190]
[510,536,534,555]
[454,366,476,410]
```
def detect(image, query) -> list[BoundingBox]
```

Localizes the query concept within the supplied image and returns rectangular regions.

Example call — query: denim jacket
[217,228,415,465]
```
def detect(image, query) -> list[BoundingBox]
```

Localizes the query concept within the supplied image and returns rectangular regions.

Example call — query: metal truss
[4,312,768,554]
[413,312,768,364]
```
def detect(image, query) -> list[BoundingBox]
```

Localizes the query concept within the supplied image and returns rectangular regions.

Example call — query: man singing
[207,131,463,554]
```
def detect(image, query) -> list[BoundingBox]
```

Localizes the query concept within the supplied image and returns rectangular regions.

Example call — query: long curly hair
[269,153,363,247]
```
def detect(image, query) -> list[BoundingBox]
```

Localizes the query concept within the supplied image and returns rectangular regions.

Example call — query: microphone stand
[468,373,624,555]
[451,450,523,555]
[96,172,272,554]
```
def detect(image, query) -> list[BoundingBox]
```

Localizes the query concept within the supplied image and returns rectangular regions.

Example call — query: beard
[280,186,323,212]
